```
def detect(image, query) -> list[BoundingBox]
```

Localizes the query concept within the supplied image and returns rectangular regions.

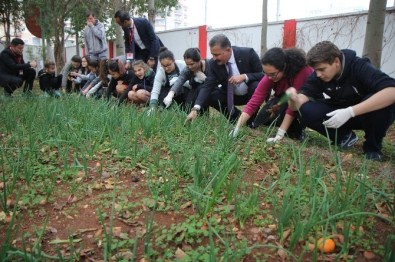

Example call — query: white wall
[157,8,395,78]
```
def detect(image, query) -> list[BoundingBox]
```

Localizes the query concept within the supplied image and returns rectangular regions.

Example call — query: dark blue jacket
[194,46,263,106]
[123,18,163,59]
[301,49,395,107]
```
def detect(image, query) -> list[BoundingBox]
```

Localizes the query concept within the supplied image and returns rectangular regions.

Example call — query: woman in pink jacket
[231,47,313,142]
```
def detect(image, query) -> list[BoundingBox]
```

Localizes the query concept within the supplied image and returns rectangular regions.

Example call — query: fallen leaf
[6,198,15,208]
[335,234,344,244]
[73,228,97,236]
[175,247,187,259]
[281,229,292,243]
[47,226,58,234]
[363,251,376,260]
[343,153,353,162]
[53,202,65,211]
[277,248,287,260]
[111,227,122,237]
[67,194,78,204]
[101,172,110,179]
[94,228,103,238]
[0,182,4,190]
[49,238,82,244]
[136,227,146,237]
[112,251,133,260]
[250,227,260,234]
[181,201,192,209]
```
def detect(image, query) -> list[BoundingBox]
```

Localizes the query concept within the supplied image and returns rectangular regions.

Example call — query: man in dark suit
[114,10,163,71]
[186,34,264,123]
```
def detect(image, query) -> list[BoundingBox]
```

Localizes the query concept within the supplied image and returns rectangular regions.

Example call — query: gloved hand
[323,106,355,128]
[194,71,207,83]
[163,91,175,108]
[169,77,178,86]
[146,107,155,116]
[266,128,286,143]
[147,99,158,116]
[229,127,240,138]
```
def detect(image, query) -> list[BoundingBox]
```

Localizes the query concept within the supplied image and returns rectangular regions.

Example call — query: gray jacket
[83,20,108,57]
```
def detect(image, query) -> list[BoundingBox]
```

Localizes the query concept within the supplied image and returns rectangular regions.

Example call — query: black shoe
[339,131,358,150]
[364,152,382,161]
[287,129,306,141]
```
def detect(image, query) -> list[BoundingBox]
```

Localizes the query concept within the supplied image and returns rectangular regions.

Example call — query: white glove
[146,107,155,116]
[229,127,240,138]
[194,71,207,83]
[266,128,286,143]
[163,92,175,108]
[323,106,355,128]
[169,77,178,86]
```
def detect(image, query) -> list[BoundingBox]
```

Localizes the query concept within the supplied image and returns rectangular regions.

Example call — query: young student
[81,59,100,96]
[287,41,395,161]
[38,60,62,97]
[70,56,90,87]
[162,47,210,113]
[85,59,110,99]
[148,47,189,109]
[105,59,134,100]
[60,55,82,93]
[230,47,313,141]
[126,60,155,105]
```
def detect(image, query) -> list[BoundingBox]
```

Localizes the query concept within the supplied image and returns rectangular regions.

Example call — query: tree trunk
[53,14,65,74]
[76,34,80,56]
[113,0,125,57]
[46,38,54,61]
[147,0,155,27]
[260,0,268,56]
[362,0,387,68]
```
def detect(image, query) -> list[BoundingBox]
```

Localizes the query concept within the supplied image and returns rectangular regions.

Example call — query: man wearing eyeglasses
[186,34,264,123]
[0,38,37,97]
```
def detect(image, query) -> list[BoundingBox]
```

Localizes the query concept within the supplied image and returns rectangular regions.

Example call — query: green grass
[0,86,394,261]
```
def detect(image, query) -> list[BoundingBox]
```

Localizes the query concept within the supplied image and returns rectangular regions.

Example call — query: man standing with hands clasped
[185,34,263,124]
[287,41,395,161]
[0,38,37,96]
[83,11,108,60]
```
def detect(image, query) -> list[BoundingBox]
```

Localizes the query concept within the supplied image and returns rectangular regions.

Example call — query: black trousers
[299,98,395,153]
[253,96,304,138]
[0,68,36,95]
[209,81,259,124]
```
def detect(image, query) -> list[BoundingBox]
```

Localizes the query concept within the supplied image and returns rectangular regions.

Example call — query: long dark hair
[261,47,307,79]
[158,47,175,62]
[183,48,201,62]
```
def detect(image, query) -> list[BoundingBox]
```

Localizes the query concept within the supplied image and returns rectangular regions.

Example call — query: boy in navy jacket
[287,41,395,161]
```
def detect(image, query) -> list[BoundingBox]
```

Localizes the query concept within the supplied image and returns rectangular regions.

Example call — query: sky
[184,0,394,28]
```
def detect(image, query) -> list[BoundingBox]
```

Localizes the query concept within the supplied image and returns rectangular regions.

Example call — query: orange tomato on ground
[317,238,336,253]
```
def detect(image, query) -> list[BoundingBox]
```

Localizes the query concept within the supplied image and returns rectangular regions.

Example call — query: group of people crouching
[7,33,395,162]
[41,46,204,109]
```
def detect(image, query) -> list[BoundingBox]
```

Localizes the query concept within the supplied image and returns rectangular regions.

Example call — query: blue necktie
[227,62,235,115]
